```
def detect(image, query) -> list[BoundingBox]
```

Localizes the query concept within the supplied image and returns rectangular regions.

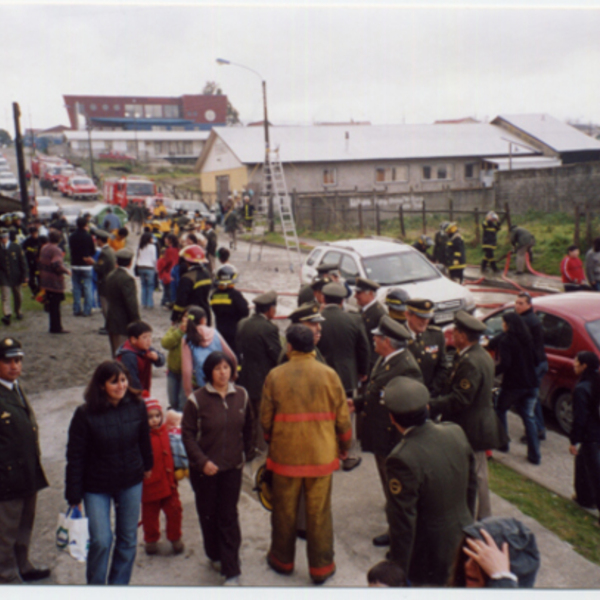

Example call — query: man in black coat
[105,248,141,357]
[0,337,50,583]
[515,292,548,441]
[318,282,370,471]
[385,376,476,586]
[355,315,422,547]
[236,291,282,453]
[68,217,96,317]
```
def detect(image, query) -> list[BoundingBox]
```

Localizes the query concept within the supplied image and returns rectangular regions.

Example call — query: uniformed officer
[92,229,116,336]
[297,283,316,307]
[209,264,249,357]
[0,229,27,325]
[433,221,449,265]
[385,288,409,323]
[318,282,370,471]
[279,301,326,365]
[355,315,422,548]
[310,274,332,307]
[510,225,536,275]
[204,217,218,275]
[0,337,51,584]
[384,376,476,586]
[444,222,466,283]
[316,263,351,297]
[481,211,503,273]
[429,311,508,520]
[405,299,449,397]
[170,245,213,325]
[236,290,282,453]
[21,226,41,297]
[354,277,386,370]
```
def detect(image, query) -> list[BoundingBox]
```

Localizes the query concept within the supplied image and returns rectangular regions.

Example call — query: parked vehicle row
[0,154,18,192]
[32,154,99,200]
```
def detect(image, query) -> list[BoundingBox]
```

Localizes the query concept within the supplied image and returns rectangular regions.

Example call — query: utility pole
[12,102,30,223]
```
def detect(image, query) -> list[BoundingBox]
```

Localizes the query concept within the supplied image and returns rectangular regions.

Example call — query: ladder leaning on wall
[248,147,303,274]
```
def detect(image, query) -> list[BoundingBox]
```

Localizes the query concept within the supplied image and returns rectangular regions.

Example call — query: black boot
[481,260,487,274]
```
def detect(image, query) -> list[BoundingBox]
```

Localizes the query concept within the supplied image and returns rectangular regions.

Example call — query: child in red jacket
[142,398,184,555]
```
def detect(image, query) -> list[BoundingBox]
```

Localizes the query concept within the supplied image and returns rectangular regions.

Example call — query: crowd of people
[4,198,600,588]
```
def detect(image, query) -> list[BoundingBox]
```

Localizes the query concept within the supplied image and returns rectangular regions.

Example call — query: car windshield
[585,319,600,351]
[127,182,154,196]
[362,252,440,285]
[73,178,93,185]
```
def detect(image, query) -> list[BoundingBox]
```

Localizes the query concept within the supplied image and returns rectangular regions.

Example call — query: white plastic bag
[56,506,89,562]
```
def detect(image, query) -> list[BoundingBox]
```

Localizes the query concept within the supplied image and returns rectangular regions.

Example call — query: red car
[64,176,99,201]
[445,292,600,434]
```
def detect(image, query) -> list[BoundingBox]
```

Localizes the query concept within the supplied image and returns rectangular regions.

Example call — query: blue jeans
[496,388,538,456]
[139,268,155,308]
[83,482,143,585]
[72,268,93,316]
[167,370,187,411]
[161,281,172,306]
[533,360,549,436]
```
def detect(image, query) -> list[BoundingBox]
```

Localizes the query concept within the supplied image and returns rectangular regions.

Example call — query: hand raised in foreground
[463,528,510,578]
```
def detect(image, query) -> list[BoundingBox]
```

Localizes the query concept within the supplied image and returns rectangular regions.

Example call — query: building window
[465,163,476,179]
[113,104,120,111]
[89,104,97,112]
[124,104,143,118]
[375,165,408,183]
[422,164,453,181]
[164,105,180,119]
[144,105,162,118]
[323,168,336,186]
[102,104,109,111]
[126,141,137,153]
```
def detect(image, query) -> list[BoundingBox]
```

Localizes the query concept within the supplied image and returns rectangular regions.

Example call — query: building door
[217,175,230,207]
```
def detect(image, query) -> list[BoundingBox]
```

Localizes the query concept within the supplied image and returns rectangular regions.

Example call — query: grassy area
[489,460,600,565]
[290,210,600,276]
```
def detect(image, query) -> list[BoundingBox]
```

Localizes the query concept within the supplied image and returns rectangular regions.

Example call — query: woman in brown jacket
[181,350,253,585]
[39,230,71,333]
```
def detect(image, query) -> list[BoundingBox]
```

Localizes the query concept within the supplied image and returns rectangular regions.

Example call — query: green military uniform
[237,292,282,453]
[297,284,315,306]
[318,303,370,394]
[361,302,387,364]
[0,338,49,584]
[385,382,476,585]
[407,326,449,397]
[105,264,141,356]
[429,311,508,520]
[510,226,536,274]
[384,377,476,587]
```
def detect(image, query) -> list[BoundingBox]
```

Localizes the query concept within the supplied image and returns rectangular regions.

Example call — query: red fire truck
[103,176,157,209]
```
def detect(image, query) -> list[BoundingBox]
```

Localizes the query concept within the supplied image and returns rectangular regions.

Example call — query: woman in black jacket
[65,361,153,585]
[569,351,600,521]
[493,312,540,464]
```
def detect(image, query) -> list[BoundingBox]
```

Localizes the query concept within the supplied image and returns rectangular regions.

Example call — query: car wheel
[554,391,573,435]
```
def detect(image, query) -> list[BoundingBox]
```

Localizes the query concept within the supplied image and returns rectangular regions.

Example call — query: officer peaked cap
[253,290,277,307]
[406,298,435,319]
[288,302,325,324]
[371,315,411,341]
[454,310,486,333]
[355,277,380,292]
[384,376,430,415]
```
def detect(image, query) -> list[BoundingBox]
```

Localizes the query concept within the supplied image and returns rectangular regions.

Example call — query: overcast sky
[3,1,600,132]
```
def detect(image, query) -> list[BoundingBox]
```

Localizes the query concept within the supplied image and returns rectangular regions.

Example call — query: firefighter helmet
[179,244,205,263]
[216,264,238,286]
[486,211,499,222]
[254,463,273,512]
[445,222,458,235]
[418,234,434,247]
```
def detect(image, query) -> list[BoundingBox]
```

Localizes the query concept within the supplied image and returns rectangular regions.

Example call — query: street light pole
[216,58,273,231]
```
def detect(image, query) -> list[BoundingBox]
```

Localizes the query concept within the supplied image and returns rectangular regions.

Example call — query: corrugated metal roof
[63,130,210,142]
[210,123,538,165]
[494,114,600,153]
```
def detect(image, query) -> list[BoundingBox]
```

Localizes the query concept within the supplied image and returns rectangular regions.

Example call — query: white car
[302,238,475,325]
[0,172,18,191]
[36,196,60,221]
